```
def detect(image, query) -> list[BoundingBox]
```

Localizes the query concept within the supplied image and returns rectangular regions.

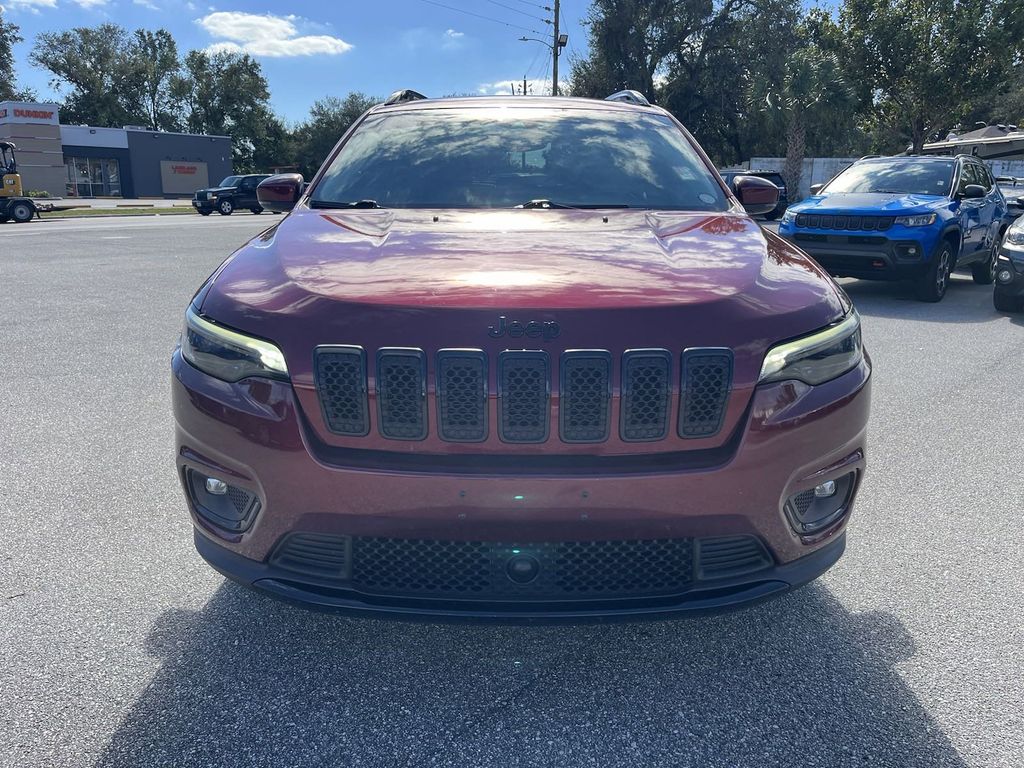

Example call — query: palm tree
[755,48,856,199]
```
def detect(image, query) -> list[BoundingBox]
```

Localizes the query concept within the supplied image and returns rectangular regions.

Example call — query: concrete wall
[0,122,66,197]
[125,129,232,198]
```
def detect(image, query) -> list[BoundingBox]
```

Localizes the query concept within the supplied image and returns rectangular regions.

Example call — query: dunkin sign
[0,101,60,125]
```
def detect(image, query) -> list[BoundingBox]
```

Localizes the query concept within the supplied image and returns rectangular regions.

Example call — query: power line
[416,0,544,35]
[481,0,549,23]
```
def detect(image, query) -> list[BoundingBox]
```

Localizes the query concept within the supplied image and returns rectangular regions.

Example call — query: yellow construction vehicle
[0,141,41,223]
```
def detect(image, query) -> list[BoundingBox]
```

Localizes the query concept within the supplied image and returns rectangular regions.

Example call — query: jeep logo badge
[487,315,560,341]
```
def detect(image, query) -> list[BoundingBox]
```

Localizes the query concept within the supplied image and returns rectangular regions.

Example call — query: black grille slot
[376,348,427,440]
[314,346,369,436]
[621,350,672,441]
[272,533,351,581]
[560,351,611,443]
[498,351,550,443]
[350,536,694,598]
[696,536,773,580]
[437,350,488,442]
[679,348,733,438]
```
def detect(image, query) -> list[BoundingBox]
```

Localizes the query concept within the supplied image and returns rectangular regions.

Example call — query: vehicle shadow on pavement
[839,275,1002,324]
[95,582,968,768]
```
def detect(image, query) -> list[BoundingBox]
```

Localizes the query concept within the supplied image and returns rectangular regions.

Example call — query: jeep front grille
[314,346,734,444]
[796,213,894,231]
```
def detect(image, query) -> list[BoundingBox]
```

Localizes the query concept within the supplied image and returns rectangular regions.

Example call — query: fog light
[998,269,1014,284]
[184,468,259,532]
[784,472,856,537]
[814,480,837,498]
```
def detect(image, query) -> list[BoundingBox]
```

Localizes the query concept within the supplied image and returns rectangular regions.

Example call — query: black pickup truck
[192,174,272,216]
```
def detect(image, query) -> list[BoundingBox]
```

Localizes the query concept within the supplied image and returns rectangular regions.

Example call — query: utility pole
[552,0,560,97]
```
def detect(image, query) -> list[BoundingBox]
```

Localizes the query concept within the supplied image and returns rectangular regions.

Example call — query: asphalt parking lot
[1,214,1022,768]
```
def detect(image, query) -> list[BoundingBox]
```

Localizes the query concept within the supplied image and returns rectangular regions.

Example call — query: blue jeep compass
[779,155,1006,301]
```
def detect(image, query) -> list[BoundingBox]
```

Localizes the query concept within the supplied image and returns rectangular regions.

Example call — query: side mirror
[257,173,305,212]
[731,175,779,216]
[809,183,824,195]
[961,184,986,199]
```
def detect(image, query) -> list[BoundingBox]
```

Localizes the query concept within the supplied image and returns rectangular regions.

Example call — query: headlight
[1005,228,1024,246]
[780,208,797,224]
[759,311,863,385]
[180,307,289,382]
[894,213,936,227]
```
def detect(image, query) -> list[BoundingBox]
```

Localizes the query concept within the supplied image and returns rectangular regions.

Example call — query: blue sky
[2,0,594,123]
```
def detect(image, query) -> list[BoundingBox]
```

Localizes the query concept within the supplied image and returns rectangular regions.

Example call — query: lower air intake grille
[315,347,369,436]
[272,533,351,580]
[560,351,611,442]
[498,351,550,443]
[436,350,488,442]
[679,349,733,438]
[377,348,427,440]
[696,536,773,580]
[350,536,694,598]
[621,350,672,441]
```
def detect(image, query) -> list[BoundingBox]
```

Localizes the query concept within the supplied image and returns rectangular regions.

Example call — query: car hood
[204,206,845,313]
[196,186,238,195]
[794,192,946,216]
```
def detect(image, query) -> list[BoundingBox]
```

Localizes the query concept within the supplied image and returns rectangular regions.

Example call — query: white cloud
[3,0,57,12]
[133,0,160,9]
[71,0,109,6]
[445,29,463,39]
[478,78,552,96]
[197,11,352,58]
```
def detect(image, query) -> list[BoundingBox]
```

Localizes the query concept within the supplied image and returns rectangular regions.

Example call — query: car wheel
[972,239,998,284]
[994,291,1020,313]
[11,202,33,223]
[250,206,263,214]
[218,199,234,215]
[916,242,952,302]
[763,211,779,221]
[198,210,212,216]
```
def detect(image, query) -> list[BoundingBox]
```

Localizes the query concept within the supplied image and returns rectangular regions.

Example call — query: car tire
[994,292,1020,313]
[250,206,263,214]
[916,242,952,302]
[198,210,212,216]
[11,202,33,223]
[218,199,234,216]
[763,211,779,221]
[972,240,998,284]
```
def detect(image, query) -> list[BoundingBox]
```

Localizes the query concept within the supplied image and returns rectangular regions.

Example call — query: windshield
[823,160,954,196]
[218,176,242,187]
[311,107,728,210]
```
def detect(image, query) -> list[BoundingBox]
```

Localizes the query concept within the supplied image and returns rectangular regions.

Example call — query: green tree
[172,49,275,171]
[131,29,182,132]
[752,47,856,197]
[30,24,147,126]
[0,9,28,101]
[568,0,804,164]
[291,93,380,178]
[828,0,1024,153]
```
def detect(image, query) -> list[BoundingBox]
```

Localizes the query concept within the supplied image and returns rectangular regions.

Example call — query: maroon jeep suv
[172,92,870,619]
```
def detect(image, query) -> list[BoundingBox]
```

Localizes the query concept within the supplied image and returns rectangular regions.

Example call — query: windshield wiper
[310,199,383,209]
[515,199,631,210]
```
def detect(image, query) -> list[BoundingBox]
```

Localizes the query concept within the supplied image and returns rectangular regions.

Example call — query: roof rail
[605,90,650,106]
[858,154,883,160]
[384,89,428,106]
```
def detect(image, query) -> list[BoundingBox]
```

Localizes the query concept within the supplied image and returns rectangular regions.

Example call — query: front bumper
[192,199,215,212]
[779,226,935,280]
[172,349,870,619]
